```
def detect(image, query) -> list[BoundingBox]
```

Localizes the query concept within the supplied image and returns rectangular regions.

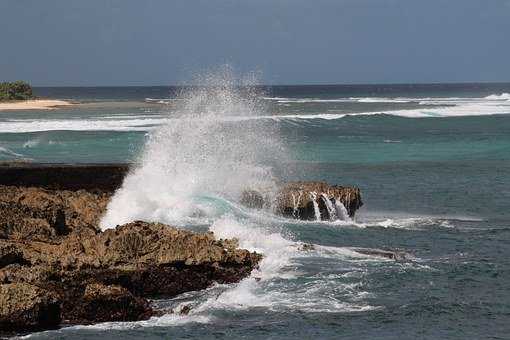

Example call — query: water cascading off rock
[241,181,363,221]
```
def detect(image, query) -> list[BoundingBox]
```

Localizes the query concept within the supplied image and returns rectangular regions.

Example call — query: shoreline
[0,99,74,111]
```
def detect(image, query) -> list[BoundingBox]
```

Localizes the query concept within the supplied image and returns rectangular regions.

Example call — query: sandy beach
[0,99,73,111]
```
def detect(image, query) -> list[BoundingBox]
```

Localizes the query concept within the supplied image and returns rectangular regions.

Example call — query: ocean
[1,83,510,339]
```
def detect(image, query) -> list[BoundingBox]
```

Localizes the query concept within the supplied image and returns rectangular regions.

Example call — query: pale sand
[0,99,74,111]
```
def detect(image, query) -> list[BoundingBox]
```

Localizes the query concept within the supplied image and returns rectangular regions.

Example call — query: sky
[1,0,509,86]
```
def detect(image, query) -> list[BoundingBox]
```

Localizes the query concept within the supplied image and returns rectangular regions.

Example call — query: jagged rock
[0,243,29,269]
[298,243,316,251]
[240,190,266,209]
[241,181,363,221]
[0,185,110,241]
[0,184,262,333]
[276,182,362,220]
[0,217,261,333]
[0,221,258,271]
[63,283,152,324]
[179,305,191,315]
[0,283,61,332]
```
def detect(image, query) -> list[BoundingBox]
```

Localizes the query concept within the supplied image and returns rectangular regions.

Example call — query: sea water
[2,80,510,339]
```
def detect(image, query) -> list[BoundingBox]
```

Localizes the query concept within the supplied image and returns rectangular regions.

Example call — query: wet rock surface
[241,181,363,220]
[0,185,261,334]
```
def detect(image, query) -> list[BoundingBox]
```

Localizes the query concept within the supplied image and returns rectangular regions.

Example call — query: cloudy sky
[1,0,509,86]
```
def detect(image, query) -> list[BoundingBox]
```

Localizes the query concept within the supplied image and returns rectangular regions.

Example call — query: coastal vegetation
[0,81,34,101]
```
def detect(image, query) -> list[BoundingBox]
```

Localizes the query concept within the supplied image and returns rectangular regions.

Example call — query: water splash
[321,194,337,220]
[97,70,380,324]
[100,69,287,229]
[291,191,303,218]
[335,199,351,221]
[309,192,321,221]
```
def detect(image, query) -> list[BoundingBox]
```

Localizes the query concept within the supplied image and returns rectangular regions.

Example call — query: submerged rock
[298,243,316,251]
[350,247,412,261]
[241,181,363,221]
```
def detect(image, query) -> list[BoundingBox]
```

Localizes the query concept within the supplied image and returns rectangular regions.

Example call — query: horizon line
[30,81,510,88]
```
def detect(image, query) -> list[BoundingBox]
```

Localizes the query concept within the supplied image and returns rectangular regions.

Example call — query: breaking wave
[100,70,286,229]
[485,93,510,100]
[96,71,383,330]
[1,93,510,134]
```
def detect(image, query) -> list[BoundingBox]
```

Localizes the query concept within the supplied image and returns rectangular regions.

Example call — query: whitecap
[484,93,510,100]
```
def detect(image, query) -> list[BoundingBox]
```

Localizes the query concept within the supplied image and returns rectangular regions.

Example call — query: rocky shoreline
[0,183,260,334]
[0,163,363,334]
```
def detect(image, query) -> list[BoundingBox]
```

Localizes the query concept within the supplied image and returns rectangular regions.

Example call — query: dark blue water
[2,84,510,339]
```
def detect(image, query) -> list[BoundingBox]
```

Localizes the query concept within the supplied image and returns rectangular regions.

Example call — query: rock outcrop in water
[0,185,261,334]
[241,181,363,221]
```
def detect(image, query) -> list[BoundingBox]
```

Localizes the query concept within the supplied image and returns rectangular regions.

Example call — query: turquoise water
[2,84,510,339]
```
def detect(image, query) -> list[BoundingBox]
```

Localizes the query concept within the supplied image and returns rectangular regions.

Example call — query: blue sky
[1,0,509,86]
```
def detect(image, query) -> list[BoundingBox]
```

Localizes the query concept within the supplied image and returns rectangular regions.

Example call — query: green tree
[0,81,34,101]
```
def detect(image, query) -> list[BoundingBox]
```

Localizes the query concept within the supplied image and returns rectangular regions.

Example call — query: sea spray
[97,70,381,320]
[321,194,337,221]
[100,70,287,229]
[309,192,321,221]
[335,199,351,221]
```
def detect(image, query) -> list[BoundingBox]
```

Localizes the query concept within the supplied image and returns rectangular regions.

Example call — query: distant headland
[0,81,72,110]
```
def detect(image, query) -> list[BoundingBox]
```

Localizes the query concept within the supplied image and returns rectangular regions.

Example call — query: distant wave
[1,94,509,133]
[264,95,510,106]
[0,117,168,133]
[356,97,411,103]
[1,107,509,133]
[485,93,510,100]
[0,146,25,157]
[261,96,291,101]
[264,97,414,104]
[145,97,183,104]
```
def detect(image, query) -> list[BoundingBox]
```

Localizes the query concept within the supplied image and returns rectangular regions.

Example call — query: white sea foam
[20,313,211,338]
[23,139,41,148]
[100,71,286,228]
[97,71,380,324]
[485,93,510,100]
[356,97,411,103]
[272,97,413,104]
[353,211,484,230]
[145,97,182,104]
[1,93,510,134]
[191,216,379,314]
[0,117,167,133]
